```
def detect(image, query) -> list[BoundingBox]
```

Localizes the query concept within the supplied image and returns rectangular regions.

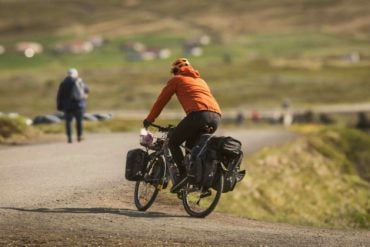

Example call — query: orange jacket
[146,66,221,122]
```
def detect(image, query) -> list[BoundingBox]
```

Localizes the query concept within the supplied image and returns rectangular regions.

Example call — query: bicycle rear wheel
[134,155,164,211]
[182,172,224,218]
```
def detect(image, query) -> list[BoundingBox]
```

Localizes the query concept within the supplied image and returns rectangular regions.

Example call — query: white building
[15,42,43,58]
[0,45,5,55]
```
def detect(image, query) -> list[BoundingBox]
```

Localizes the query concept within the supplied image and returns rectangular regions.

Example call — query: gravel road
[0,129,369,246]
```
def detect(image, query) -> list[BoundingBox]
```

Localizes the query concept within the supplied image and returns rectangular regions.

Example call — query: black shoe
[77,136,84,142]
[68,138,72,143]
[170,176,188,193]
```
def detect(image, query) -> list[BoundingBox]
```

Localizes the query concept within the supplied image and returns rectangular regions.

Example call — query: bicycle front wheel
[134,155,164,211]
[182,172,224,218]
[134,180,158,211]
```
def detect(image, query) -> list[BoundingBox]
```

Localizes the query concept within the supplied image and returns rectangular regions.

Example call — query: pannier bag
[186,134,215,186]
[222,169,246,192]
[125,148,149,181]
[201,150,219,189]
[187,134,246,192]
[209,136,242,159]
[209,136,246,193]
[185,155,203,185]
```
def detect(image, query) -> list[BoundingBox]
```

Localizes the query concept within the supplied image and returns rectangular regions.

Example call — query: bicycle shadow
[0,207,187,218]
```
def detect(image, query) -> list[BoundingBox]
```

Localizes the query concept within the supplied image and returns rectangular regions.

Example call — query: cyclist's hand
[143,119,151,129]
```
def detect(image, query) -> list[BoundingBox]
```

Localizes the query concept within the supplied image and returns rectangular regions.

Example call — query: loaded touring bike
[125,123,245,218]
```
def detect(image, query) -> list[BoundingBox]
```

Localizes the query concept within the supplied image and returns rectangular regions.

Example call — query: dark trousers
[169,111,221,175]
[65,109,84,141]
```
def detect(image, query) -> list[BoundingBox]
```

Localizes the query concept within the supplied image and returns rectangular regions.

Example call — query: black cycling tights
[168,111,221,175]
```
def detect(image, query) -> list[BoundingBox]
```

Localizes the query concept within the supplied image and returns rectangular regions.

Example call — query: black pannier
[209,136,246,193]
[186,134,217,187]
[125,148,149,181]
[185,154,203,185]
[201,150,219,189]
[213,168,246,193]
[208,136,242,159]
[221,169,246,192]
[187,134,246,192]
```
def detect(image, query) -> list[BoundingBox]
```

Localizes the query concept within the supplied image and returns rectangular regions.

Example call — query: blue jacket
[57,76,89,111]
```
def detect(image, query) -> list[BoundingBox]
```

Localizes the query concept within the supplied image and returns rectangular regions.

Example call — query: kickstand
[196,188,212,205]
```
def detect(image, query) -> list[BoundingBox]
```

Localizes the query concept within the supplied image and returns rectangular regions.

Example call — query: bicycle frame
[134,123,239,217]
[142,124,185,189]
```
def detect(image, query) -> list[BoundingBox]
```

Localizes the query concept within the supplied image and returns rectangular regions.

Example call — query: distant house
[123,42,146,52]
[68,41,94,54]
[198,35,211,45]
[0,45,5,55]
[15,42,43,57]
[184,44,203,57]
[53,40,93,54]
[89,35,104,47]
[343,51,360,63]
[53,36,104,54]
[123,42,171,61]
[183,34,211,57]
[156,48,171,59]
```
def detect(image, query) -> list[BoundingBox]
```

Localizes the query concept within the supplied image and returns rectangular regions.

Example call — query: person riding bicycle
[143,58,222,192]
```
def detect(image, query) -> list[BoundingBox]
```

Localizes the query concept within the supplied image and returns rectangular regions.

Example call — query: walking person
[143,58,222,191]
[57,68,89,143]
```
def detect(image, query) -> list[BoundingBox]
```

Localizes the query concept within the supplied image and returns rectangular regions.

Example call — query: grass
[0,115,41,144]
[0,0,369,117]
[36,118,143,134]
[245,31,370,57]
[217,126,370,229]
[0,31,369,117]
[0,115,181,145]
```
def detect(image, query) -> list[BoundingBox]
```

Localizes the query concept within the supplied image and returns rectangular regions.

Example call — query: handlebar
[148,123,174,132]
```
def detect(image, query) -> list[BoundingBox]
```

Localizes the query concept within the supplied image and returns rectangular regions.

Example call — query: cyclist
[143,58,222,191]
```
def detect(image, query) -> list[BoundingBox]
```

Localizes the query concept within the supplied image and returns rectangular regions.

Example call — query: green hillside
[218,126,370,229]
[1,0,369,39]
[0,0,369,116]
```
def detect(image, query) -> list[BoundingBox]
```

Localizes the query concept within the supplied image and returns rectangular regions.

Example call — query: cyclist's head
[171,58,191,75]
[67,68,78,78]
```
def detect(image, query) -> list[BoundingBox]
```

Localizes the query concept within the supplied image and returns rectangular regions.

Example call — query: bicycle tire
[182,172,224,218]
[134,155,164,211]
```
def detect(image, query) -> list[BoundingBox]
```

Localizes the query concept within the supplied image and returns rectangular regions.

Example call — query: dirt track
[1,129,369,246]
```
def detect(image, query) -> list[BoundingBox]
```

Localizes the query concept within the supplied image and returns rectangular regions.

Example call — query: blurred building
[123,41,171,61]
[0,45,5,55]
[15,42,43,57]
[88,35,104,47]
[53,41,93,54]
[183,34,211,57]
[53,36,104,54]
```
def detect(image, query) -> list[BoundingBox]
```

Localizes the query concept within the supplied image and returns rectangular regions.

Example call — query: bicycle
[131,123,244,218]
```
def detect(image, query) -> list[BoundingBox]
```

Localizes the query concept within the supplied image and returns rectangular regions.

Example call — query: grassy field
[0,0,369,117]
[217,126,370,229]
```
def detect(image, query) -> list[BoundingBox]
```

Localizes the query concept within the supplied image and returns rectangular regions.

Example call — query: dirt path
[0,129,369,246]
